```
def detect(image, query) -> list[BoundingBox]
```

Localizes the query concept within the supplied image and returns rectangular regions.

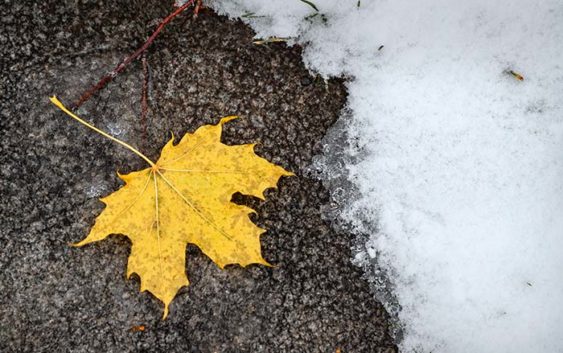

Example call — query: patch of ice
[105,122,125,137]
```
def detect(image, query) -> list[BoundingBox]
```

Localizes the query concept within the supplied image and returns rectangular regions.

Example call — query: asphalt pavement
[0,1,397,352]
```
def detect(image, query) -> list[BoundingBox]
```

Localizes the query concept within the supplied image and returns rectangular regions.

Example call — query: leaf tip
[219,115,239,125]
[162,304,169,320]
[260,258,274,268]
[70,240,86,248]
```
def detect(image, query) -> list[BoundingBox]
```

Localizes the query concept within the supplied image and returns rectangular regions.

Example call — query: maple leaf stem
[49,96,156,168]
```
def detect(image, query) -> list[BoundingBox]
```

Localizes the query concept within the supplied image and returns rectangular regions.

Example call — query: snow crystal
[211,0,563,352]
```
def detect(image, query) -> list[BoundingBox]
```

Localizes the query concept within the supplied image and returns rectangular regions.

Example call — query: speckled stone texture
[0,1,397,352]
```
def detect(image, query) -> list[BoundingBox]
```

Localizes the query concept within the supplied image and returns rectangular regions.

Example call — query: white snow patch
[210,0,563,352]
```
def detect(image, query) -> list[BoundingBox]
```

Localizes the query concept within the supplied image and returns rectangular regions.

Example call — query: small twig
[299,0,319,12]
[193,0,203,18]
[241,12,266,19]
[74,0,196,108]
[253,37,291,45]
[508,69,524,81]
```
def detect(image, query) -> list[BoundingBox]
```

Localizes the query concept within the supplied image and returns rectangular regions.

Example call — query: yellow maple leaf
[50,96,293,318]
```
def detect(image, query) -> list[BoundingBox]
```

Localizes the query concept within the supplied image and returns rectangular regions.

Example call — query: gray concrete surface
[0,1,397,352]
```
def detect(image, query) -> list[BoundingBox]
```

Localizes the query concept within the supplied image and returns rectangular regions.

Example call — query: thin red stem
[193,0,203,18]
[74,0,195,108]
